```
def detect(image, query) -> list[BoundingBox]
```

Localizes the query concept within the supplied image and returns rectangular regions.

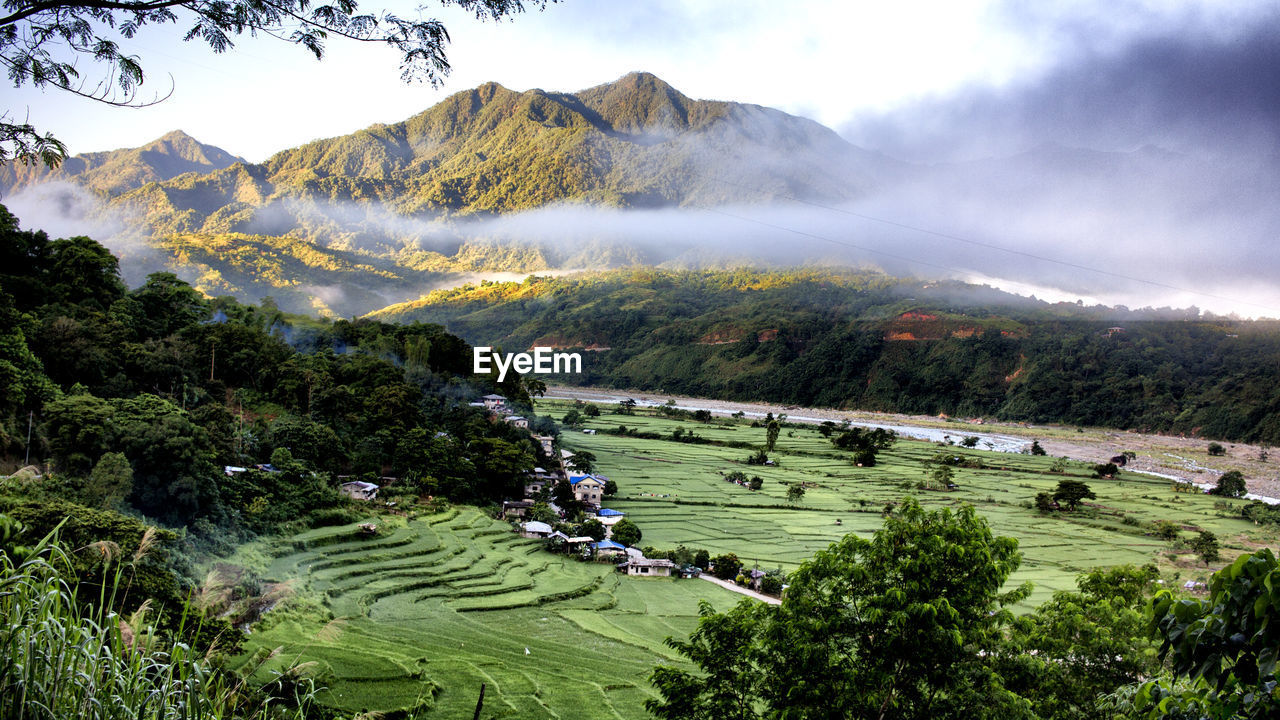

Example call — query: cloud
[842,2,1280,162]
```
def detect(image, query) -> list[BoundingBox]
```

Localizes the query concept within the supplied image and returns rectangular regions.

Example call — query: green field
[542,399,1267,608]
[230,507,742,718]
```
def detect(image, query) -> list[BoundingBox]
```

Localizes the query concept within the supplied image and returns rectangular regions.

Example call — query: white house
[340,481,379,501]
[519,520,553,539]
[624,558,676,577]
[482,394,506,411]
[504,415,529,429]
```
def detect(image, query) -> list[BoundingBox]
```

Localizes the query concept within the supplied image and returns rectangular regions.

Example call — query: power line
[707,175,1280,315]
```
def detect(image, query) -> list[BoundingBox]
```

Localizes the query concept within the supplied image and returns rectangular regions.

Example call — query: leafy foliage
[1052,479,1096,510]
[1139,549,1280,719]
[1209,469,1247,498]
[650,498,1033,720]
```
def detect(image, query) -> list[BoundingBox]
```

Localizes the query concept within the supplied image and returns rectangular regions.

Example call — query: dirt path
[700,575,781,605]
[545,385,1280,499]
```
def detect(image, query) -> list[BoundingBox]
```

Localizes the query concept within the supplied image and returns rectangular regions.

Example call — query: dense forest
[374,269,1280,444]
[0,201,555,664]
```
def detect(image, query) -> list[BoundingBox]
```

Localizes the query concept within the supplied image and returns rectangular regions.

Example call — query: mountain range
[0,71,1232,318]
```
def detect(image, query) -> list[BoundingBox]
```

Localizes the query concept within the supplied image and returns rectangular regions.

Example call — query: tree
[612,518,641,547]
[710,553,741,581]
[665,499,1031,720]
[602,478,618,496]
[1209,470,1247,498]
[1092,462,1119,478]
[578,518,606,542]
[785,483,805,504]
[647,600,768,720]
[1030,440,1046,456]
[583,404,600,417]
[747,476,762,491]
[617,398,637,415]
[528,502,556,525]
[562,408,583,427]
[998,565,1161,720]
[568,449,595,473]
[692,409,712,423]
[1139,549,1280,720]
[961,436,980,448]
[764,420,780,452]
[693,549,710,570]
[1207,442,1226,456]
[86,451,132,509]
[1,0,549,165]
[1034,492,1057,513]
[1052,479,1095,510]
[1191,530,1220,566]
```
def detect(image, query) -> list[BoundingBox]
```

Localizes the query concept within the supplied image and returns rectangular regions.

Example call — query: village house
[502,500,535,519]
[524,466,560,497]
[340,480,379,501]
[571,474,606,507]
[482,394,506,411]
[622,558,677,577]
[519,520,554,539]
[592,539,627,558]
[534,434,555,456]
[504,415,530,429]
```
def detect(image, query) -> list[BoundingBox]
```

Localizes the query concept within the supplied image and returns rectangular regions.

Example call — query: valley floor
[545,385,1280,500]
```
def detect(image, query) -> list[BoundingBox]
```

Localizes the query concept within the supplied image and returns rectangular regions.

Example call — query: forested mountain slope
[373,269,1280,443]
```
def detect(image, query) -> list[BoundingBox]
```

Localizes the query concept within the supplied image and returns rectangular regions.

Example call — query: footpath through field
[700,575,781,605]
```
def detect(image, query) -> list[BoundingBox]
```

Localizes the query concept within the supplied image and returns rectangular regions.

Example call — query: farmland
[541,398,1272,608]
[228,506,742,719]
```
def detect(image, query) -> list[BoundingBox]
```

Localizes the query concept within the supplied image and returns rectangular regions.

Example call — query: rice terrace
[228,506,743,719]
[226,396,1277,718]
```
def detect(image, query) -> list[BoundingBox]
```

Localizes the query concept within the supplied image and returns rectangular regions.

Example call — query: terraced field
[541,399,1268,608]
[231,507,742,718]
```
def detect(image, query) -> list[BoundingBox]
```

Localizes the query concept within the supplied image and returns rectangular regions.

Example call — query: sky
[7,0,1280,316]
[7,0,1270,162]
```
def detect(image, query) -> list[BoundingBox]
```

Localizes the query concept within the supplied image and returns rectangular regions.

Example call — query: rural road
[700,575,782,605]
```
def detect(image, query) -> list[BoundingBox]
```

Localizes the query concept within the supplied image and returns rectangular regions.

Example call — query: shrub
[1152,520,1181,541]
[1207,442,1226,456]
[306,507,364,528]
[760,574,784,595]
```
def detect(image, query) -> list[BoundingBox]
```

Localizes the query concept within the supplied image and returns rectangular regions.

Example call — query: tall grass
[0,524,316,720]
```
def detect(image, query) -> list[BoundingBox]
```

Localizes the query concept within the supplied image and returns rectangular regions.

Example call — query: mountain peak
[575,71,699,135]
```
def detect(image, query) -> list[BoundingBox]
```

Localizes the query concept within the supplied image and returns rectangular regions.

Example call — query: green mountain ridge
[370,268,1280,444]
[0,130,246,198]
[4,72,906,315]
